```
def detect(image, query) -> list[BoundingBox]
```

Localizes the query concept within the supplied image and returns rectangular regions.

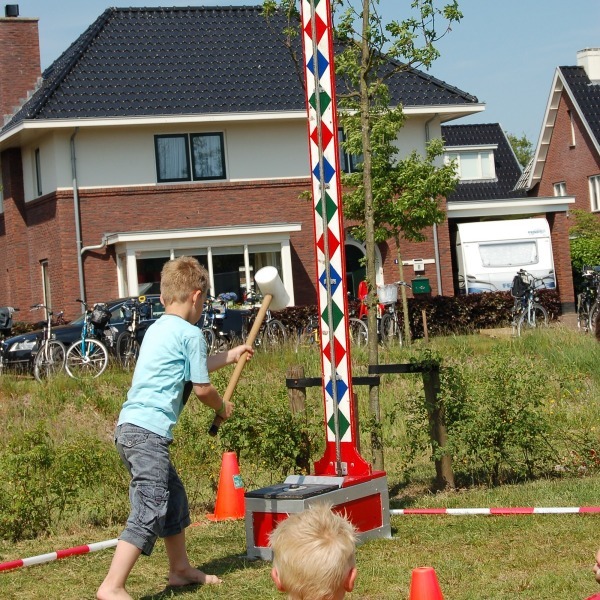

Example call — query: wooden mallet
[208,266,290,436]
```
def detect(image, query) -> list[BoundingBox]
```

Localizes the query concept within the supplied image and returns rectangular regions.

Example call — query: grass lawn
[1,326,599,598]
[2,477,600,598]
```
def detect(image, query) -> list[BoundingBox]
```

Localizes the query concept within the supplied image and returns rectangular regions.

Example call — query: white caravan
[456,218,556,294]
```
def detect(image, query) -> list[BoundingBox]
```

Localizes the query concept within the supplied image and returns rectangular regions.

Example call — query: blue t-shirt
[118,314,210,439]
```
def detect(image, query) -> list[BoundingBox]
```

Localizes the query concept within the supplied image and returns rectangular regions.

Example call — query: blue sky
[18,0,600,144]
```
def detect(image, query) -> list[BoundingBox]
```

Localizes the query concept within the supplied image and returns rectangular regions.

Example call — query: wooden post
[287,365,306,414]
[422,366,455,490]
[422,309,429,343]
[286,365,310,474]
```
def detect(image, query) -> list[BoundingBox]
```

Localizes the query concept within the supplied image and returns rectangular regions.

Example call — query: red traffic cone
[207,451,245,521]
[409,567,444,600]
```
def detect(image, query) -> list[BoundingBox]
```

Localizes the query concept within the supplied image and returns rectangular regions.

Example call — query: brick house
[442,123,575,305]
[0,5,489,322]
[519,48,600,310]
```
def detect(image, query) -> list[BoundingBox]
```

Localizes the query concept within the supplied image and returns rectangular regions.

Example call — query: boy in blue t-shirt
[97,256,252,600]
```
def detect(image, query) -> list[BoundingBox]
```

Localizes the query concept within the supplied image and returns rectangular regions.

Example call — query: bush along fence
[273,289,561,340]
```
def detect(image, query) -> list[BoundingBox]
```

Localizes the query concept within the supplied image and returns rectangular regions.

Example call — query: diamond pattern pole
[301,0,370,476]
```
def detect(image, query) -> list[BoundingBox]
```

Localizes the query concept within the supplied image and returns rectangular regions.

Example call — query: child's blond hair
[270,503,357,600]
[160,256,209,305]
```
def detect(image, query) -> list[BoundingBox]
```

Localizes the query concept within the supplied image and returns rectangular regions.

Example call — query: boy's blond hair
[160,256,209,305]
[270,503,357,600]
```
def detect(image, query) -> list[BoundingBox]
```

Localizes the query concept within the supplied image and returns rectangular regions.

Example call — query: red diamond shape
[303,13,328,43]
[310,123,333,150]
[316,229,340,256]
[323,336,346,366]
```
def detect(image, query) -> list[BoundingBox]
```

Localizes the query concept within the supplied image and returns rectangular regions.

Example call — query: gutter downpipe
[70,128,86,310]
[425,113,443,296]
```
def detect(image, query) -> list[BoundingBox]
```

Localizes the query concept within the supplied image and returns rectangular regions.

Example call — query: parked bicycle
[241,289,287,350]
[31,304,66,382]
[576,265,600,333]
[353,280,411,345]
[378,281,412,345]
[116,296,152,370]
[199,294,237,354]
[65,300,112,378]
[510,270,550,336]
[297,313,319,348]
[0,306,19,375]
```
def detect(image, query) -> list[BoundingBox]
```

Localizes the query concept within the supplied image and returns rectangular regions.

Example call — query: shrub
[442,346,559,486]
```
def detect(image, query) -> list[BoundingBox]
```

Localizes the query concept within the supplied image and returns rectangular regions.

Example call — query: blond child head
[270,503,357,600]
[160,256,209,306]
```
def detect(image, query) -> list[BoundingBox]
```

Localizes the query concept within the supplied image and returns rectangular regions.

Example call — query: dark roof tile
[441,123,526,201]
[4,6,477,130]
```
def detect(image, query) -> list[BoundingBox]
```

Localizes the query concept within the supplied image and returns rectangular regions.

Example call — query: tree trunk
[394,234,412,345]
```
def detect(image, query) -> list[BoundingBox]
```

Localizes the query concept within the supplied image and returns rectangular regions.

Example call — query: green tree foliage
[569,209,600,289]
[262,0,462,469]
[507,132,534,168]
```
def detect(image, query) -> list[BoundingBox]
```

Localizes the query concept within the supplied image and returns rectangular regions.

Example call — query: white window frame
[108,224,300,305]
[338,129,363,174]
[444,144,497,182]
[553,182,566,197]
[568,110,576,147]
[590,174,600,212]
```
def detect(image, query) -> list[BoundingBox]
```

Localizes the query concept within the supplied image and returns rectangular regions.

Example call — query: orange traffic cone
[207,451,245,521]
[409,567,444,600]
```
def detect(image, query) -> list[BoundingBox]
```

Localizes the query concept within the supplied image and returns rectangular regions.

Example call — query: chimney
[0,5,41,119]
[577,48,600,83]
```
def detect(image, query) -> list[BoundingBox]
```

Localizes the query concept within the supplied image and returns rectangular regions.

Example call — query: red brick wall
[0,16,40,119]
[530,91,600,311]
[533,93,600,212]
[0,174,460,322]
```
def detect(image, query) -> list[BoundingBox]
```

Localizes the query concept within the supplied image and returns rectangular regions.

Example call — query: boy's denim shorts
[115,423,191,556]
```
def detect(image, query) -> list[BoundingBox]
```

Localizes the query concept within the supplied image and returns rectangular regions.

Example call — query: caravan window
[479,241,538,268]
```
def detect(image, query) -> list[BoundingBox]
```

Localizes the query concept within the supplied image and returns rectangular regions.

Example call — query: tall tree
[264,0,462,470]
[507,132,534,168]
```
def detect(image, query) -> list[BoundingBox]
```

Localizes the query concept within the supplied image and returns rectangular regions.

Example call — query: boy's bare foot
[168,566,222,586]
[96,583,133,600]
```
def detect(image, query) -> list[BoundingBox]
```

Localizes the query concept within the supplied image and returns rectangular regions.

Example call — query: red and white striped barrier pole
[0,538,118,572]
[391,507,600,515]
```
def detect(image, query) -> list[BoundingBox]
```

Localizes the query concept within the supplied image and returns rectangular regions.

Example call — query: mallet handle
[208,294,273,436]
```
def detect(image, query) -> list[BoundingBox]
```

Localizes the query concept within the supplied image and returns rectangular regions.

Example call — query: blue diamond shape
[319,264,342,295]
[306,49,329,80]
[325,378,349,404]
[312,157,335,183]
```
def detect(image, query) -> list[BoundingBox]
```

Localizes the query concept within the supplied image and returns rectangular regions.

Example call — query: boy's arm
[207,344,253,372]
[193,382,233,419]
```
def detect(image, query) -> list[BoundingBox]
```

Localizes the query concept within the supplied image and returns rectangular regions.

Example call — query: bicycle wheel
[33,340,66,382]
[517,303,548,335]
[65,338,109,379]
[349,318,368,346]
[380,313,401,345]
[576,294,591,331]
[260,319,287,350]
[201,327,216,355]
[116,331,140,371]
[590,301,599,333]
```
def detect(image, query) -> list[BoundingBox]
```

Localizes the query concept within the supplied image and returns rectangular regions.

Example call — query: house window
[568,110,576,147]
[590,175,600,212]
[155,133,226,183]
[338,129,363,174]
[34,148,42,196]
[445,149,496,181]
[553,182,567,197]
